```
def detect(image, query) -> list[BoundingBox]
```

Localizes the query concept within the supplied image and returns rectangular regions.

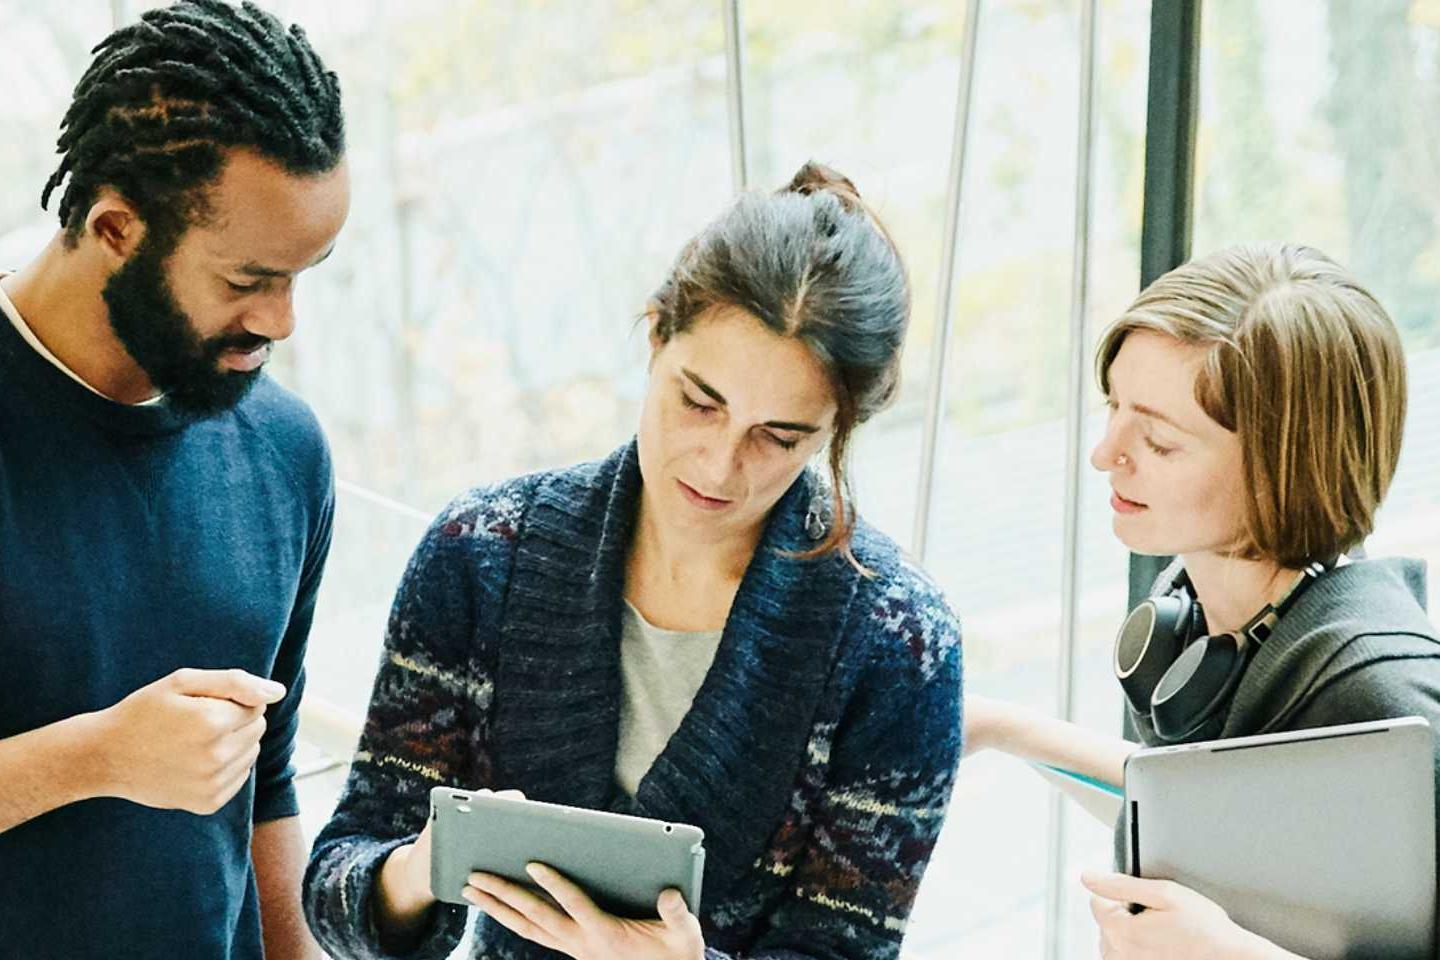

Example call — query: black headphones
[1113,561,1329,743]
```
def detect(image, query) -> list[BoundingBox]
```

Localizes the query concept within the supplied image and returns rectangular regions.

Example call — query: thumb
[414,815,434,850]
[1080,870,1173,909]
[657,888,691,926]
[171,668,286,707]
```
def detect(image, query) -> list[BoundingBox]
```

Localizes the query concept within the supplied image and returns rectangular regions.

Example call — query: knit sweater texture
[303,440,964,960]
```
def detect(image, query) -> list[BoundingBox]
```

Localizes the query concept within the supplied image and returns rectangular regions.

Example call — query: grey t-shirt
[615,600,724,797]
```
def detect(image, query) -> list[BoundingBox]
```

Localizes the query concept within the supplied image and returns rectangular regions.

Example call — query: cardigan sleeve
[710,571,964,960]
[302,484,525,960]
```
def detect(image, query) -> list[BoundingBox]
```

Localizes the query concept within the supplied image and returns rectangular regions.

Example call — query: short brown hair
[1096,243,1407,567]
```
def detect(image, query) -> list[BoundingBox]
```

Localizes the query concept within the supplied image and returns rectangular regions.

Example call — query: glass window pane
[906,1,1150,956]
[0,3,115,265]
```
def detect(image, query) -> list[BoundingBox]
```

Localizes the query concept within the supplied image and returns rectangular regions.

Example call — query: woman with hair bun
[305,163,964,960]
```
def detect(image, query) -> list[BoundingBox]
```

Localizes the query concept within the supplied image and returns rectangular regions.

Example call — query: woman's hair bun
[779,161,863,214]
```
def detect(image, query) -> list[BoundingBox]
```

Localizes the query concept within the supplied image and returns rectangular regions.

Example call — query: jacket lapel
[491,444,637,810]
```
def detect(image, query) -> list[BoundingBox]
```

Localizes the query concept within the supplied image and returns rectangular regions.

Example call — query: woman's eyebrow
[680,368,820,433]
[681,368,727,405]
[1130,401,1195,436]
[765,419,820,433]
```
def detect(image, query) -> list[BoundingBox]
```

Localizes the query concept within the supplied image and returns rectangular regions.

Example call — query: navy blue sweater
[305,442,964,960]
[0,307,334,959]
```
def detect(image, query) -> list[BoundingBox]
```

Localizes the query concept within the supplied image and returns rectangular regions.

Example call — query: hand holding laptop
[1117,717,1435,960]
[1082,871,1301,960]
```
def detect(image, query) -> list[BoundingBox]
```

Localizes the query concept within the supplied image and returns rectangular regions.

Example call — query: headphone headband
[1239,561,1328,646]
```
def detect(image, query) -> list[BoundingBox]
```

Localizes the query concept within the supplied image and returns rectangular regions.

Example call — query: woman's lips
[677,479,732,511]
[1110,490,1148,514]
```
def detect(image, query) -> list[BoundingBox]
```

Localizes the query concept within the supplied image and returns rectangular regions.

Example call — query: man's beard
[102,242,269,416]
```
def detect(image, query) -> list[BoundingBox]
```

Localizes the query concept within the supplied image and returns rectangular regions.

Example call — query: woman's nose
[1090,421,1127,473]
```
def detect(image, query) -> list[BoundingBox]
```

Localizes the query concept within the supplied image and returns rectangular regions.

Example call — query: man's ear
[84,190,146,264]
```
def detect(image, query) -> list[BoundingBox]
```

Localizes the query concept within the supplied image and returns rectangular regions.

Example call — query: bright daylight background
[3,1,1437,955]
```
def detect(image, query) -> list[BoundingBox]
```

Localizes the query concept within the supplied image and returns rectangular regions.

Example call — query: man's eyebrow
[680,368,820,433]
[235,243,337,279]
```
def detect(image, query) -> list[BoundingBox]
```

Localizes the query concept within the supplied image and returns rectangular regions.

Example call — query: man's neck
[2,234,159,404]
[1180,551,1306,635]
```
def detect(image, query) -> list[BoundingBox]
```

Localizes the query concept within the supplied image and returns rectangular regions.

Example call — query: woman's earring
[1116,453,1129,466]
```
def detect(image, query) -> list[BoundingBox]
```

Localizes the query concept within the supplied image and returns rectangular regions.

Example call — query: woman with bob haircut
[303,163,963,960]
[965,243,1440,959]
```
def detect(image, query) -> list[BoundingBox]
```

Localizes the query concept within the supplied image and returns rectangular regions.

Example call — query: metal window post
[912,0,982,560]
[722,0,749,194]
[1130,1,1202,609]
[1042,1,1099,955]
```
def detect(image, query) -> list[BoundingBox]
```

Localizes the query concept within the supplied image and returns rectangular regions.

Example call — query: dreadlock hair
[42,0,345,252]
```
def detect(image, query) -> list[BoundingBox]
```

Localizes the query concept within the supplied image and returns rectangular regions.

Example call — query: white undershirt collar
[0,272,165,405]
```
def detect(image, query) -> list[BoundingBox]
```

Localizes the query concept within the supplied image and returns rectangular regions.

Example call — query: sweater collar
[492,439,860,907]
[1222,557,1438,736]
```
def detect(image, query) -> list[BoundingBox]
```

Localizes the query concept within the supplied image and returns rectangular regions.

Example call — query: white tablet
[428,787,706,920]
[1123,716,1436,959]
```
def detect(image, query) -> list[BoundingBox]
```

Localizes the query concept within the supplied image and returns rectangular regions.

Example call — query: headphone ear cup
[1114,594,1190,715]
[1150,632,1248,742]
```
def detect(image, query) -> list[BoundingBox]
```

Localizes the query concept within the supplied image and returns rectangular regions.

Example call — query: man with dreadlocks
[0,2,348,957]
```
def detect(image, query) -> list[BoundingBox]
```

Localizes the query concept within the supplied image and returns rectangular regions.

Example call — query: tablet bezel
[428,787,707,920]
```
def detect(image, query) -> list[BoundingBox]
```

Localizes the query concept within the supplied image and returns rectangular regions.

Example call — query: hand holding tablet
[429,787,706,918]
[464,861,705,960]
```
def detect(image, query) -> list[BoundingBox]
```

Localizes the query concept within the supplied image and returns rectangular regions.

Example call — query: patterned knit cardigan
[304,440,964,960]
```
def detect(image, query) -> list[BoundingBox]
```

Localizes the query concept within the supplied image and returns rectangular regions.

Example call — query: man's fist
[91,668,286,815]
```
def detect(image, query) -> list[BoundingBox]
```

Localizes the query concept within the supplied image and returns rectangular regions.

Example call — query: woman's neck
[1179,551,1306,635]
[629,486,759,588]
[624,484,762,630]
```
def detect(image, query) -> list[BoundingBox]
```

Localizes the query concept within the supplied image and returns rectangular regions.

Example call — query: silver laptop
[1124,716,1436,959]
